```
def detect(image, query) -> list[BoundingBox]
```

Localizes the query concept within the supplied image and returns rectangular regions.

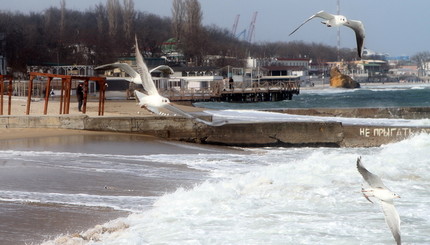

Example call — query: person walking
[76,83,84,112]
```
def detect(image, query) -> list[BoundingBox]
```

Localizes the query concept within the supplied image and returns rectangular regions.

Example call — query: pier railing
[159,80,300,102]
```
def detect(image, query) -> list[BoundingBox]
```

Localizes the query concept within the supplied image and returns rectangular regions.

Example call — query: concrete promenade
[1,106,430,147]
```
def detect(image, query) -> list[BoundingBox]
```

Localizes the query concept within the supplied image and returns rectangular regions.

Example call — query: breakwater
[1,107,430,147]
[271,107,430,119]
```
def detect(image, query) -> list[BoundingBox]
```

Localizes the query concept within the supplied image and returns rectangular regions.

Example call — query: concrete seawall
[1,112,429,147]
[272,107,430,119]
[0,115,343,146]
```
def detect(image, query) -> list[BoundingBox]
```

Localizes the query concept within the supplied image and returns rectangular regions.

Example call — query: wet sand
[0,129,236,245]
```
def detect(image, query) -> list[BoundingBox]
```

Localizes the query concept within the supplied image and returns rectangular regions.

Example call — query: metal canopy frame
[26,72,107,116]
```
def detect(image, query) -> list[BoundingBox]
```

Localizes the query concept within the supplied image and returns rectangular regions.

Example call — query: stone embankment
[273,107,430,119]
[1,106,430,147]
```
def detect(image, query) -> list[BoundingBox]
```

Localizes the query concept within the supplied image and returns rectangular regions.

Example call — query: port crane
[231,11,258,43]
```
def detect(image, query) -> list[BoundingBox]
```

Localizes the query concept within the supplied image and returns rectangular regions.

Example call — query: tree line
[0,0,358,73]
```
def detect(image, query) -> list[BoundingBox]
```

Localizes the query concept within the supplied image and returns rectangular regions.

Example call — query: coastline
[0,130,129,245]
[2,94,430,148]
[300,80,430,90]
[0,129,234,245]
[1,84,430,244]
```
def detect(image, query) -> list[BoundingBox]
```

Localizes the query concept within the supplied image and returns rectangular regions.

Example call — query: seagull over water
[356,157,401,245]
[289,10,365,58]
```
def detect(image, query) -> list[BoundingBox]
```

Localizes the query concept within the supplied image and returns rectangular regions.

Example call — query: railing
[160,88,215,101]
[228,81,300,93]
[159,80,300,101]
[0,73,107,116]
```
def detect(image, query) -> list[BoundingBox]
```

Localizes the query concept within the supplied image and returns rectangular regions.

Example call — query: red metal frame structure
[0,75,13,115]
[28,72,107,116]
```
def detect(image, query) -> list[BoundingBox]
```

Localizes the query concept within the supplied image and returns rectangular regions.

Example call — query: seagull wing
[162,103,194,118]
[135,37,159,96]
[380,200,401,245]
[95,63,142,84]
[356,157,388,189]
[289,10,334,36]
[343,20,366,58]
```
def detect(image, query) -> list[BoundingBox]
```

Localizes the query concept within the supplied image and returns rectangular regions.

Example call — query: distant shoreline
[300,80,430,90]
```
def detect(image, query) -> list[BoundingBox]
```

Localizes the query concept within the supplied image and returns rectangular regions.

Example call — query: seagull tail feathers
[134,90,147,106]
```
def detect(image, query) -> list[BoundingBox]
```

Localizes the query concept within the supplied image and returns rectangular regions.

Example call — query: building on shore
[96,56,301,102]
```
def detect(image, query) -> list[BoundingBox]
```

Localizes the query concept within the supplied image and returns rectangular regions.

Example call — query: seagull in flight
[95,38,192,117]
[96,62,142,85]
[356,157,401,245]
[95,37,228,125]
[132,37,194,118]
[289,10,365,58]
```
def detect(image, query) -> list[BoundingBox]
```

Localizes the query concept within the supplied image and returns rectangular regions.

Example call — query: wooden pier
[160,81,300,102]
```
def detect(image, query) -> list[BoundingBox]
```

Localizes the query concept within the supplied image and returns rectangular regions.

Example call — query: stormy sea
[1,83,429,244]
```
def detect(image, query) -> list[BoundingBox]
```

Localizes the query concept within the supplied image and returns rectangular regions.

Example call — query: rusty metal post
[43,77,53,115]
[26,75,34,115]
[59,78,65,114]
[0,77,4,115]
[7,77,12,115]
[98,80,106,116]
[101,82,105,116]
[65,77,72,114]
[82,79,89,114]
[98,81,102,116]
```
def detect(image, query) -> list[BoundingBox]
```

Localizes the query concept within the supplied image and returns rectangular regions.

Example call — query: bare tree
[184,0,202,38]
[182,0,205,65]
[171,0,185,41]
[122,0,135,40]
[95,3,106,35]
[60,0,66,41]
[0,2,362,71]
[107,0,122,37]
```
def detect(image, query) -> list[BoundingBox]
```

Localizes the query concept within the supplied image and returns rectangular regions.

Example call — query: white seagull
[132,37,193,118]
[289,10,365,58]
[95,38,228,125]
[96,62,142,85]
[356,157,401,245]
[96,37,192,118]
[96,63,174,86]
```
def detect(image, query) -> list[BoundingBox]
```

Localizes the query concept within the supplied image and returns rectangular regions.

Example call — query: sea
[1,83,430,245]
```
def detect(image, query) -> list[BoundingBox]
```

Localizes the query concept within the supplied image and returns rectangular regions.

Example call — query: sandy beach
[1,96,205,117]
[0,95,212,245]
[0,127,239,245]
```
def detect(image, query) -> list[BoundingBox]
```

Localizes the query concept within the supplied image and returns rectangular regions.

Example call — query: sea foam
[42,134,430,244]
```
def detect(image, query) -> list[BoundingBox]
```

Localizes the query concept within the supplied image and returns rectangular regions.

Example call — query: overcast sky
[2,0,429,57]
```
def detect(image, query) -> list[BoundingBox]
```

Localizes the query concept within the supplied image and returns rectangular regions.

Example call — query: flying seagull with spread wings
[131,37,194,118]
[356,157,401,245]
[289,10,365,58]
[95,38,192,117]
[95,38,228,125]
[96,62,142,85]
